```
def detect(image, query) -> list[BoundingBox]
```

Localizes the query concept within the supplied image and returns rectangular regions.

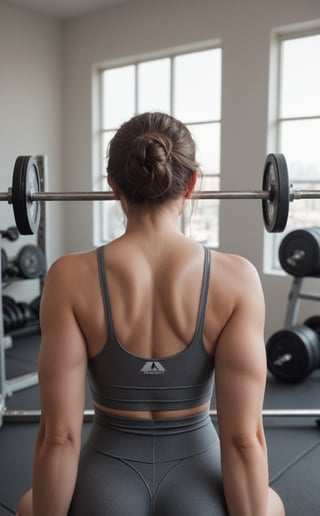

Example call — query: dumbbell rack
[0,156,46,427]
[0,234,40,427]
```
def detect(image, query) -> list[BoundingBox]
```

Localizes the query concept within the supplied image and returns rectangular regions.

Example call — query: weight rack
[284,275,320,328]
[0,233,38,427]
[0,156,46,427]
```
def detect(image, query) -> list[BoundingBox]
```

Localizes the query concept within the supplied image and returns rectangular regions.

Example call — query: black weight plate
[2,295,17,309]
[12,156,41,235]
[266,325,319,382]
[304,315,320,338]
[4,296,25,329]
[17,245,45,278]
[2,298,20,332]
[17,302,34,324]
[2,309,11,334]
[279,228,320,277]
[3,304,15,333]
[262,153,289,233]
[304,316,320,367]
[12,301,25,329]
[30,295,41,319]
[1,248,8,278]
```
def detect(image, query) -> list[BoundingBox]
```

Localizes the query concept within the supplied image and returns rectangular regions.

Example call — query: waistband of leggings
[88,408,219,462]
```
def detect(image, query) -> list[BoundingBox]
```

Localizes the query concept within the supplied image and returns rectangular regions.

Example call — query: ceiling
[4,0,134,19]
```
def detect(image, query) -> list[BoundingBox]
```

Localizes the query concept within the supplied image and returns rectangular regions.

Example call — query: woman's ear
[185,170,198,199]
[107,176,121,200]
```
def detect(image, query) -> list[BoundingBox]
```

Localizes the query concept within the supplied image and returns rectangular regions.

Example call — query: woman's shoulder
[211,250,262,290]
[212,249,258,271]
[46,248,98,280]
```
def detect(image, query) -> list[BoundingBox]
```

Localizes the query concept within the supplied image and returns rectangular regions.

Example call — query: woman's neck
[123,197,185,235]
[125,207,181,237]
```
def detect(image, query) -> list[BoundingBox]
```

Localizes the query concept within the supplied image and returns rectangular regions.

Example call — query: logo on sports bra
[140,361,166,375]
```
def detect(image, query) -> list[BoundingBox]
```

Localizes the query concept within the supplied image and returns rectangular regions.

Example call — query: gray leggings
[68,409,228,516]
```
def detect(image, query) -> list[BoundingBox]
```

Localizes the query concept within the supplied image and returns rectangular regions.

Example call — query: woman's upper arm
[37,257,87,441]
[214,258,267,440]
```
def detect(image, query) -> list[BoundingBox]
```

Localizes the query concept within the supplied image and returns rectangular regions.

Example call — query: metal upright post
[0,234,4,426]
[284,277,303,327]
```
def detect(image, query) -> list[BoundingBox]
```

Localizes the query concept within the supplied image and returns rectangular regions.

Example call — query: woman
[18,112,285,515]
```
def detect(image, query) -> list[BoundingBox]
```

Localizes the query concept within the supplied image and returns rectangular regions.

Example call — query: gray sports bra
[87,246,214,411]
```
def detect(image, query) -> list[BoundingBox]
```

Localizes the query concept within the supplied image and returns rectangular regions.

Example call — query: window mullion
[170,57,174,116]
[279,115,320,123]
[135,64,139,114]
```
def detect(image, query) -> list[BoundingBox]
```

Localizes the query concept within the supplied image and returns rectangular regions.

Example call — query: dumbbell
[17,301,37,326]
[2,296,37,334]
[0,226,19,242]
[279,227,320,277]
[30,295,41,320]
[6,245,46,279]
[266,319,320,383]
[2,296,25,333]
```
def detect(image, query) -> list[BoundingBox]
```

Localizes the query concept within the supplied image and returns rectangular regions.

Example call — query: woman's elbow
[228,426,267,457]
[232,432,264,451]
[37,418,80,450]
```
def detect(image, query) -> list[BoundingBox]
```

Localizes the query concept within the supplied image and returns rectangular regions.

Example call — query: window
[266,32,320,273]
[96,47,222,247]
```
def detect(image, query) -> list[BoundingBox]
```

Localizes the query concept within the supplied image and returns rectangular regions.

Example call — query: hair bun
[133,133,172,169]
[125,133,173,200]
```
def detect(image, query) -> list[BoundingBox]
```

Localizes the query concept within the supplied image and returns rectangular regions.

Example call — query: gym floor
[0,333,320,515]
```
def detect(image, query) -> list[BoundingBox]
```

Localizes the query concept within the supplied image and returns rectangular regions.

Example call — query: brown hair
[107,112,198,205]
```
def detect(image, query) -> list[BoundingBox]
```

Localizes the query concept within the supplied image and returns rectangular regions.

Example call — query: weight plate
[304,316,320,368]
[1,248,8,279]
[17,302,34,324]
[3,304,15,333]
[304,315,320,338]
[17,245,46,279]
[13,301,25,329]
[262,153,289,233]
[30,295,41,319]
[2,296,21,332]
[266,325,319,382]
[12,156,41,235]
[2,295,17,310]
[2,309,11,334]
[279,228,320,277]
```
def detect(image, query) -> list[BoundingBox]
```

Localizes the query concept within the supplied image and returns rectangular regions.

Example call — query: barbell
[2,408,320,423]
[1,153,320,235]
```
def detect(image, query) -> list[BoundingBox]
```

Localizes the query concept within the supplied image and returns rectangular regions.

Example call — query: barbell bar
[2,408,320,423]
[0,152,319,236]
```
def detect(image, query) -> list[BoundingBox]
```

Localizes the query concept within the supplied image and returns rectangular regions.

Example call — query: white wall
[0,2,63,300]
[62,0,320,338]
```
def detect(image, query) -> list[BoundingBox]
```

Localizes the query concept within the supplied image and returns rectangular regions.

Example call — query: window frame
[93,41,222,248]
[264,27,320,275]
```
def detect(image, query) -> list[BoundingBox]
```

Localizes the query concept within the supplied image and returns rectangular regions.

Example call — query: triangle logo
[140,361,166,374]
